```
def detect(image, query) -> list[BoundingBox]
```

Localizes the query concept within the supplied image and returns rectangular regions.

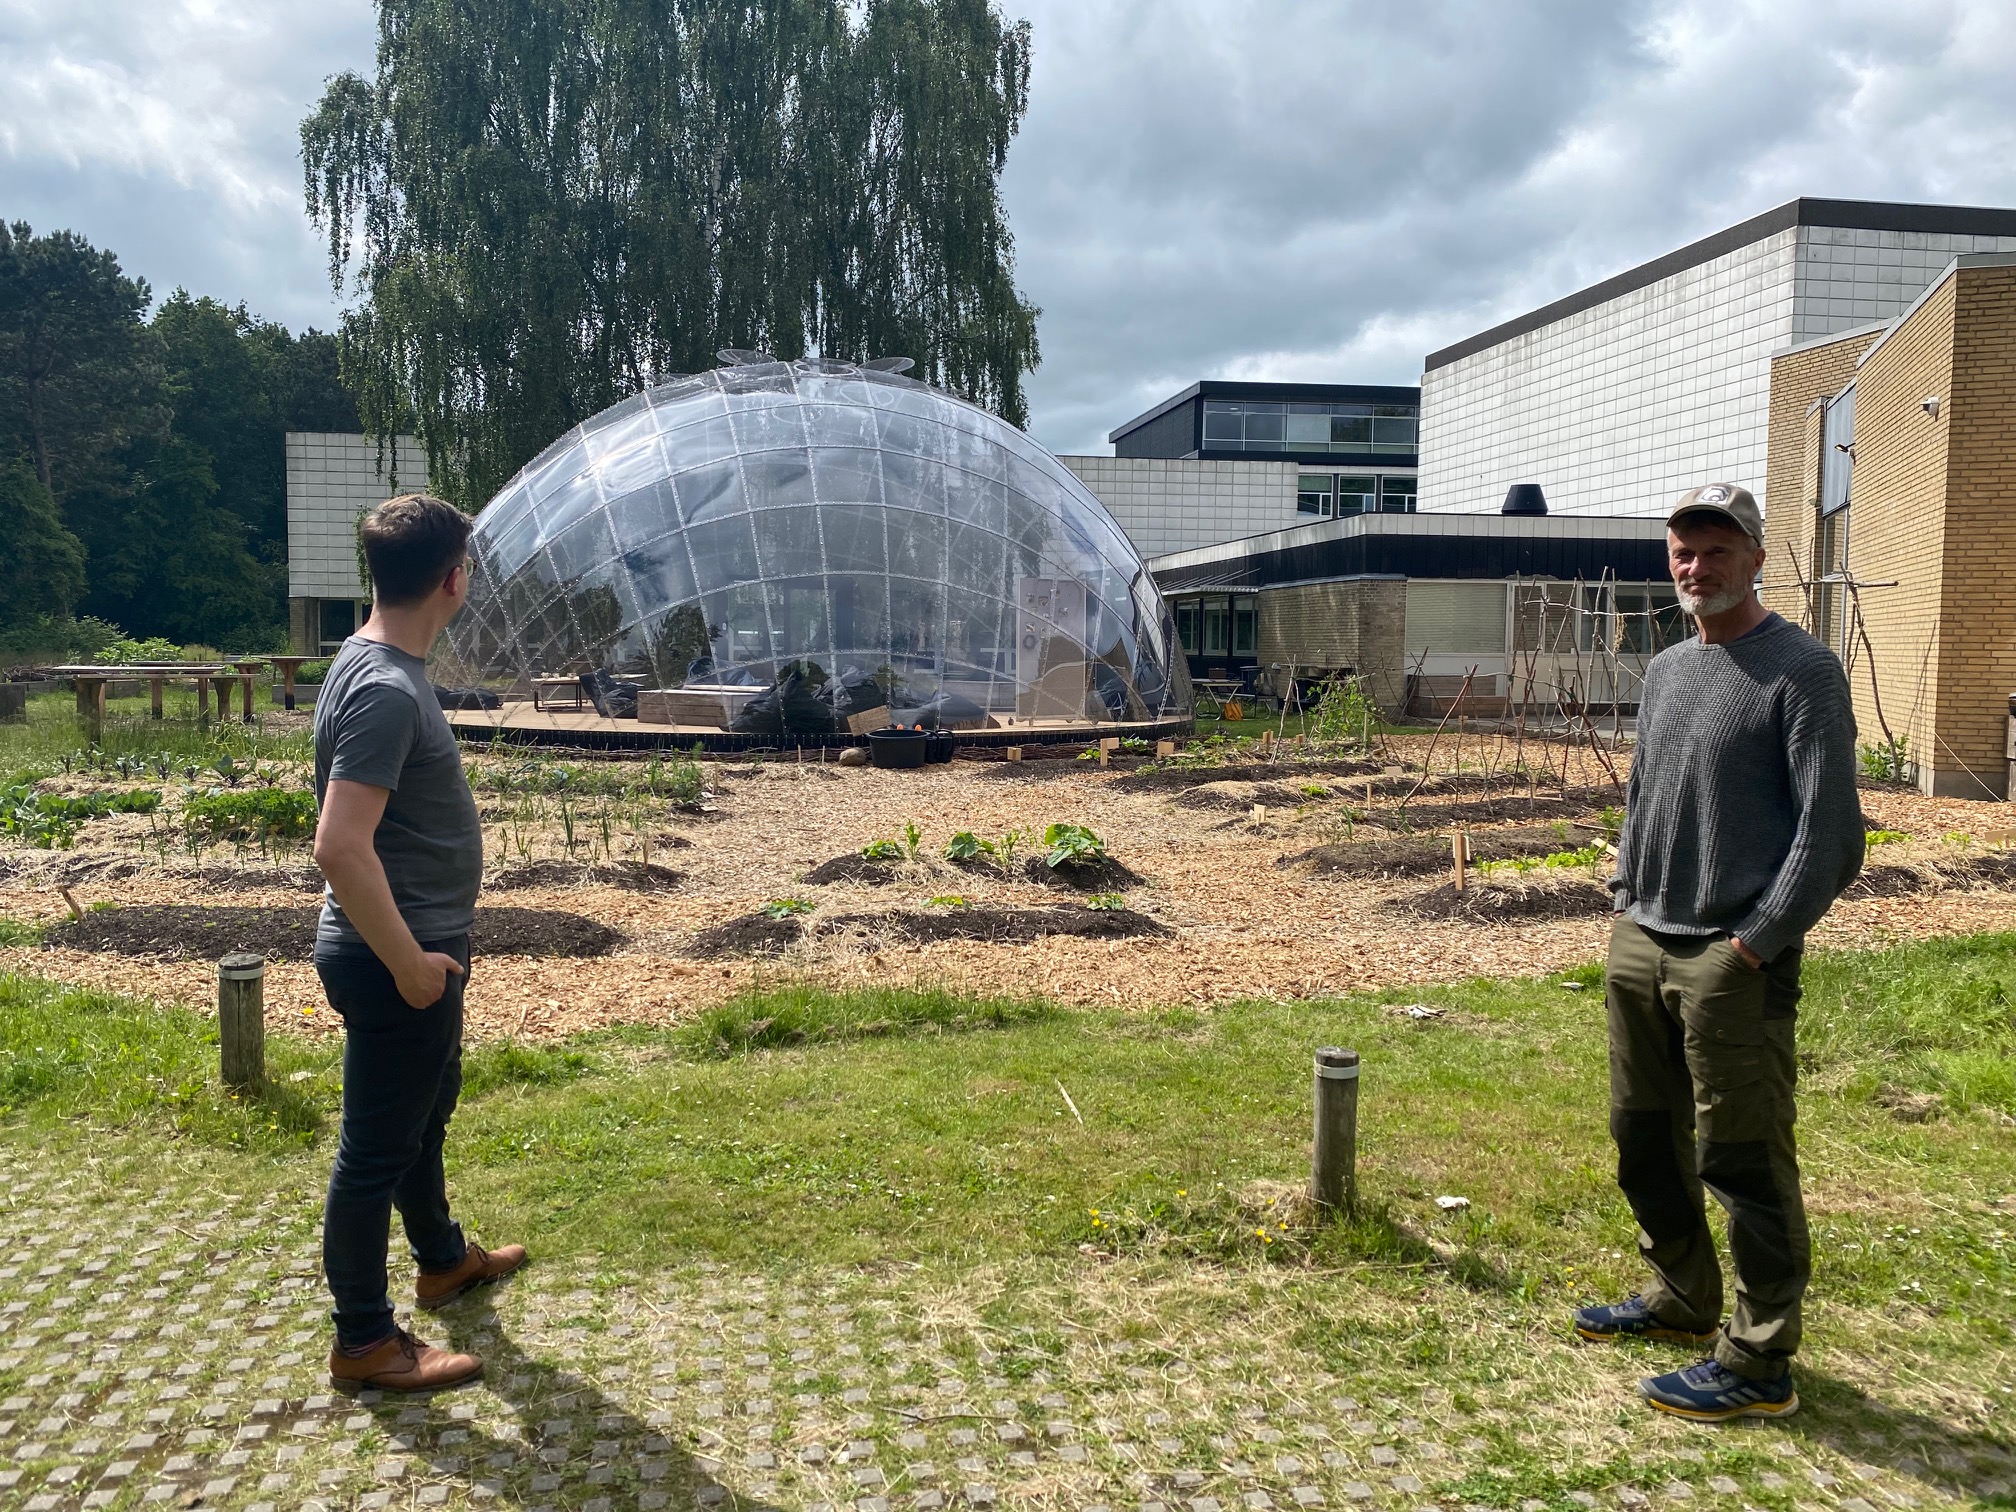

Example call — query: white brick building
[285,432,429,653]
[1058,456,1299,559]
[1419,198,2016,519]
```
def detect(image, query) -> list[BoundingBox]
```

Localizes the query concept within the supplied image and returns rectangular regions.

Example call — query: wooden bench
[532,677,587,712]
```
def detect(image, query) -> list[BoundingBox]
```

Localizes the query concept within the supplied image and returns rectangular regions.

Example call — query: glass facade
[1171,594,1259,657]
[1203,398,1417,456]
[444,359,1192,725]
[1294,473,1416,517]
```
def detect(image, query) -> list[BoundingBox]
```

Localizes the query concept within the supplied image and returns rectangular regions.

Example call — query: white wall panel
[286,433,430,599]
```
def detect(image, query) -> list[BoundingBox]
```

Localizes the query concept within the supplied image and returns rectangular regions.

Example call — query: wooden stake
[1311,1047,1359,1212]
[217,953,266,1091]
[1451,831,1468,892]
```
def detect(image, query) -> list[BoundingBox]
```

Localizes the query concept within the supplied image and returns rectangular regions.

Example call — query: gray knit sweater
[1613,612,1865,964]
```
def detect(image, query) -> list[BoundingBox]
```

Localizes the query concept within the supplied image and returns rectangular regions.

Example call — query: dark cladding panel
[1114,399,1200,459]
[1152,527,1669,594]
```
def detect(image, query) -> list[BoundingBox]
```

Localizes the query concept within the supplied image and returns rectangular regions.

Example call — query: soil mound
[687,913,806,958]
[829,905,1170,945]
[1384,878,1613,922]
[490,859,684,892]
[1112,759,1382,794]
[802,853,906,885]
[46,905,626,961]
[1285,824,1605,880]
[1021,854,1143,892]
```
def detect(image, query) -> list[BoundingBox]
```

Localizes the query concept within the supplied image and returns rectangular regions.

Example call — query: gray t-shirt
[313,636,482,947]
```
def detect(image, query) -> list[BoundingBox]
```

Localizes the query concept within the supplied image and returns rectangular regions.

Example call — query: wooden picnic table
[52,662,263,736]
[266,655,317,711]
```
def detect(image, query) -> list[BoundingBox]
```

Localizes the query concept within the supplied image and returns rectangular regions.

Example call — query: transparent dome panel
[443,358,1194,733]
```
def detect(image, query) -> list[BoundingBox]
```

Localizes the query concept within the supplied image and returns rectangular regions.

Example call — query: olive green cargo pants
[1605,915,1809,1380]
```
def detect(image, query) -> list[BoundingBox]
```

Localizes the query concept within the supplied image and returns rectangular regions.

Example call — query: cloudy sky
[5,0,2015,456]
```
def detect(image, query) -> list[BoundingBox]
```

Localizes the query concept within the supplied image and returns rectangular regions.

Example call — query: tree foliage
[0,223,359,650]
[303,0,1041,507]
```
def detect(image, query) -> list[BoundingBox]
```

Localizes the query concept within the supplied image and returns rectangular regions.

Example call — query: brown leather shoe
[416,1240,528,1310]
[328,1328,482,1394]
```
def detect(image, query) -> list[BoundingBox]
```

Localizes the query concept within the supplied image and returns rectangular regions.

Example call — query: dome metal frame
[439,357,1194,749]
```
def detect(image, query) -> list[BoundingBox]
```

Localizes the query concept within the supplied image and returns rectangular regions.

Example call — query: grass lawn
[1,934,2012,1506]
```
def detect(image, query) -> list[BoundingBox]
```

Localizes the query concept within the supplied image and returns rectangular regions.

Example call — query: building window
[1379,476,1417,513]
[1297,476,1334,515]
[1171,594,1259,658]
[1581,584,1686,655]
[1233,597,1258,654]
[1333,476,1375,516]
[1202,399,1419,456]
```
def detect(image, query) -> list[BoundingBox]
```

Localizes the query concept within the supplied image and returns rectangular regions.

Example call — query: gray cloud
[5,0,2014,459]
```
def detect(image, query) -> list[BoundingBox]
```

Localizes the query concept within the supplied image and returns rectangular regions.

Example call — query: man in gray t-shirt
[310,494,525,1396]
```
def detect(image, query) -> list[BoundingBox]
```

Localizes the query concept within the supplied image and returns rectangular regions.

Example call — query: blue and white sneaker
[1639,1358,1799,1421]
[1573,1295,1718,1347]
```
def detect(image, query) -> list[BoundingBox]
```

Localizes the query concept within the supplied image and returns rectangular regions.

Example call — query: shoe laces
[1679,1357,1739,1389]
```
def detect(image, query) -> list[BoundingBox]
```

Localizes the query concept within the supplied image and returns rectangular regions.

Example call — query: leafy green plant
[927,895,968,908]
[902,819,923,862]
[943,830,995,863]
[1858,736,1911,783]
[182,787,317,844]
[996,829,1024,871]
[1596,805,1626,843]
[211,754,243,787]
[1085,892,1126,911]
[1042,822,1107,869]
[1310,676,1378,747]
[1299,783,1328,799]
[761,898,815,920]
[1866,829,1910,847]
[860,838,904,862]
[1,783,162,849]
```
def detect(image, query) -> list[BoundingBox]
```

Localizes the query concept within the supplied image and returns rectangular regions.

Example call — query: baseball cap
[1667,482,1763,545]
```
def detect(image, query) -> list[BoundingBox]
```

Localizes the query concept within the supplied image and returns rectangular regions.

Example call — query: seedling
[861,838,904,862]
[1085,892,1126,911]
[761,898,815,920]
[902,819,923,862]
[943,830,995,863]
[1042,822,1107,869]
[927,895,969,908]
[996,829,1024,871]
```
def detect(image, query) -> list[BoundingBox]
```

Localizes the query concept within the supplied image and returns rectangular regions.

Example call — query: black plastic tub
[925,731,955,764]
[868,729,929,769]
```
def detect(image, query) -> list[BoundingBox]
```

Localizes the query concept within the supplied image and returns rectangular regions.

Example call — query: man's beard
[1677,582,1750,617]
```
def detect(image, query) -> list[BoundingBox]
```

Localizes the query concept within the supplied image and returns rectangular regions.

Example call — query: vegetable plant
[1042,822,1107,869]
[761,898,815,920]
[182,788,317,844]
[943,830,994,863]
[860,838,904,862]
[902,820,923,862]
[1085,892,1126,911]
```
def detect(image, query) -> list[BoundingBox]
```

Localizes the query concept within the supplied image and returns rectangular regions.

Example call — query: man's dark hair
[359,494,474,605]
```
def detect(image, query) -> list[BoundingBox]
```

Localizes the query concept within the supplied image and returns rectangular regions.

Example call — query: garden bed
[801,853,906,885]
[1283,824,1607,880]
[44,904,628,961]
[489,859,685,892]
[1385,876,1614,921]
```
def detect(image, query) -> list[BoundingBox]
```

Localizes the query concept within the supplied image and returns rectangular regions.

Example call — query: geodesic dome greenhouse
[442,357,1192,737]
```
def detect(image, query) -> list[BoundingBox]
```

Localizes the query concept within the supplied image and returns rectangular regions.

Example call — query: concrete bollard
[1311,1047,1360,1212]
[218,953,266,1091]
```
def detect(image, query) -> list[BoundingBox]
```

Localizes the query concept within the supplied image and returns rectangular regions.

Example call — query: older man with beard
[1572,483,1863,1422]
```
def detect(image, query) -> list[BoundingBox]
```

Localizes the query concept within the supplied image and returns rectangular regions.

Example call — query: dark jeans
[315,935,471,1349]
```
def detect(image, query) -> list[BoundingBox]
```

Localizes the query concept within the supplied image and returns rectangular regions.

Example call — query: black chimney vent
[1502,483,1548,516]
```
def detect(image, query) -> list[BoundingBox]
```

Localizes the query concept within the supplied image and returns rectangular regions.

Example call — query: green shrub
[293,658,333,685]
[182,787,318,843]
[1858,736,1911,783]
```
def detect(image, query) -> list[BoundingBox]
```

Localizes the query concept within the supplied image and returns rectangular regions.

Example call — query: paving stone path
[1,1149,2009,1512]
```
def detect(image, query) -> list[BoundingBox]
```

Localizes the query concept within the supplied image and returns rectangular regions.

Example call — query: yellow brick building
[1767,254,2016,799]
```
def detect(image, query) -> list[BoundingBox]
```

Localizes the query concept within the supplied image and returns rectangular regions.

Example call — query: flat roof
[1424,197,2016,373]
[1108,379,1421,444]
[1146,509,1667,575]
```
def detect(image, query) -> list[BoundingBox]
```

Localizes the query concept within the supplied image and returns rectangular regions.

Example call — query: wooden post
[239,671,256,723]
[1155,739,1175,758]
[218,954,266,1091]
[1311,1047,1359,1212]
[1451,831,1468,892]
[150,676,165,719]
[281,662,299,710]
[75,676,106,743]
[1005,745,1023,762]
[194,675,212,729]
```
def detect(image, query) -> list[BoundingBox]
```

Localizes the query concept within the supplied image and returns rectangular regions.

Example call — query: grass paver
[1,934,2013,1511]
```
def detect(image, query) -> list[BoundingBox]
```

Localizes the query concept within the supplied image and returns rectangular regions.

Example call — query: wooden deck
[445,700,1192,751]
